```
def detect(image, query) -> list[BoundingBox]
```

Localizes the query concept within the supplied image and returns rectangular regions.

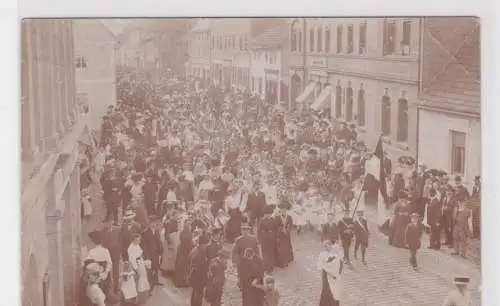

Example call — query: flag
[373,137,390,227]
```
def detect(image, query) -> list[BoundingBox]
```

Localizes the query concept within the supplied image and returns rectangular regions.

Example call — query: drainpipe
[415,17,424,169]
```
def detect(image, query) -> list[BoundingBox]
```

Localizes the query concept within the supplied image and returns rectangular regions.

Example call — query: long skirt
[160,232,180,273]
[275,232,294,267]
[389,215,409,248]
[173,246,191,287]
[136,260,151,304]
[319,271,340,306]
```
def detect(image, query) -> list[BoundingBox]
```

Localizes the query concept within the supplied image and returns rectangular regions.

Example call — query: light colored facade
[74,20,117,129]
[418,17,480,186]
[290,18,421,158]
[249,22,290,104]
[186,19,211,81]
[21,19,90,306]
[209,19,252,89]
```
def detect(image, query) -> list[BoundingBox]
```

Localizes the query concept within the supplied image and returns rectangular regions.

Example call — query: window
[317,28,323,52]
[258,78,263,94]
[325,27,331,53]
[359,22,367,54]
[243,36,248,50]
[335,83,342,118]
[309,28,315,52]
[357,87,366,126]
[397,97,408,142]
[346,83,353,121]
[265,52,269,64]
[239,36,243,50]
[401,21,411,56]
[336,25,343,53]
[451,131,466,175]
[347,25,354,53]
[75,55,87,69]
[298,30,302,52]
[291,29,297,52]
[381,90,391,136]
[383,20,396,55]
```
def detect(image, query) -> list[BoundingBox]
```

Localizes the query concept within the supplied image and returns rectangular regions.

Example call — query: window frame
[357,88,366,126]
[397,97,409,142]
[309,28,315,52]
[335,84,342,119]
[450,131,466,175]
[317,27,323,52]
[381,93,391,136]
[383,19,397,56]
[359,22,367,55]
[347,24,354,54]
[401,21,412,56]
[336,24,343,53]
[325,26,331,53]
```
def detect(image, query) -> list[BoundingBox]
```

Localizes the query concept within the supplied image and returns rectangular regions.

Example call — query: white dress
[317,249,343,301]
[127,243,150,293]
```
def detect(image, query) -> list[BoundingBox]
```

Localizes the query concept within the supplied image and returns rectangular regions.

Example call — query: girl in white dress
[127,233,151,304]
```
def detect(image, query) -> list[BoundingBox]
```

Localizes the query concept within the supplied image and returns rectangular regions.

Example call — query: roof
[420,20,480,116]
[249,24,289,50]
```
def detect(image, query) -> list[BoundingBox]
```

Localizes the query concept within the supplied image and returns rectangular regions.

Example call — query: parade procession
[20,18,482,306]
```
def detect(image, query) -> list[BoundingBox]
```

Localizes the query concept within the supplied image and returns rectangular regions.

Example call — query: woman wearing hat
[388,191,412,248]
[274,201,294,268]
[83,263,107,306]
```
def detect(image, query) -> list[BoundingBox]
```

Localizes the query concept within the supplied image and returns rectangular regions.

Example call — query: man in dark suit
[338,209,355,264]
[205,227,223,261]
[141,216,164,286]
[353,210,369,264]
[441,185,456,247]
[426,189,443,250]
[188,235,210,306]
[246,182,267,228]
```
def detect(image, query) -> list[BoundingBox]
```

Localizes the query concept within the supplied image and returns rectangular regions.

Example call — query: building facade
[186,19,211,81]
[249,22,290,104]
[290,18,421,157]
[21,19,90,306]
[418,17,480,186]
[73,20,117,129]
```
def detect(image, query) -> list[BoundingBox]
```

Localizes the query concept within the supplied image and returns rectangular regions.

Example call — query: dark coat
[404,223,422,250]
[188,245,209,288]
[426,197,443,226]
[353,217,369,244]
[247,191,267,218]
[321,222,339,242]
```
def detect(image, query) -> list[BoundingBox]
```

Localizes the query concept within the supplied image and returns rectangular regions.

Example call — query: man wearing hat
[274,200,294,268]
[321,212,339,243]
[441,185,457,247]
[258,205,278,273]
[353,210,369,264]
[206,227,223,261]
[337,208,355,264]
[452,198,472,258]
[205,249,229,306]
[405,213,423,270]
[442,277,473,306]
[232,222,259,289]
[246,181,267,228]
[140,216,164,286]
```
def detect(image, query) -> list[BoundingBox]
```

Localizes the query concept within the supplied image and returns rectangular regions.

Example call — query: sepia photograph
[20,17,482,305]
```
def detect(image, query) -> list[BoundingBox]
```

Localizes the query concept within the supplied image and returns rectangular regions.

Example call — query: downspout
[415,17,424,169]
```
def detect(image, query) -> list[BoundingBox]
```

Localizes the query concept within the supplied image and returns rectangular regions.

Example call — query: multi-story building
[73,20,117,129]
[207,18,286,90]
[249,21,290,104]
[117,19,192,81]
[290,18,421,157]
[186,19,211,81]
[417,17,480,186]
[21,19,90,306]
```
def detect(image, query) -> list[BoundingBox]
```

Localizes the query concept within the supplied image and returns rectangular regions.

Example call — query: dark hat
[410,213,420,219]
[453,277,470,285]
[209,227,222,236]
[454,175,462,182]
[278,200,291,210]
[264,205,276,215]
[398,190,408,199]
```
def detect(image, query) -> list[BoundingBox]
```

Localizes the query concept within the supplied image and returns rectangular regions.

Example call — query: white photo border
[5,0,499,305]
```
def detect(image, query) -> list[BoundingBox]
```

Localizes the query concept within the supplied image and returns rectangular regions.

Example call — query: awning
[311,86,333,111]
[296,82,316,103]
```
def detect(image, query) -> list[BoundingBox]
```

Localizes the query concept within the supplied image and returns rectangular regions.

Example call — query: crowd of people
[77,72,480,306]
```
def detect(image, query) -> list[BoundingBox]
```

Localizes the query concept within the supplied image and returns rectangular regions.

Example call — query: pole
[351,179,366,219]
